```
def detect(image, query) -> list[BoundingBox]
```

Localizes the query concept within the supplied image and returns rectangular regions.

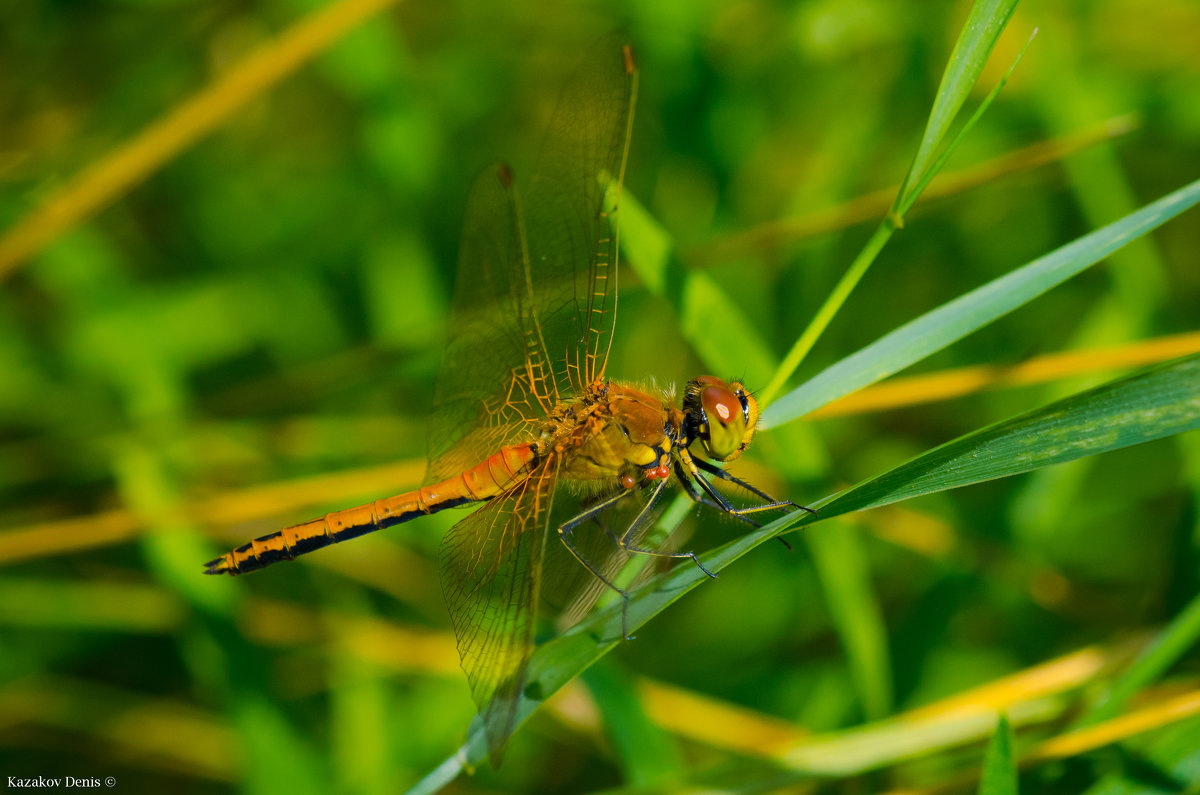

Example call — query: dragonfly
[204,39,810,765]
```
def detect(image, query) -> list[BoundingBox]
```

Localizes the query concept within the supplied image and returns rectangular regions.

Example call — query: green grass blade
[761,0,1023,405]
[1074,590,1200,728]
[898,29,1036,218]
[619,189,777,386]
[760,222,891,405]
[414,352,1200,782]
[978,714,1019,795]
[807,525,893,721]
[900,0,1020,202]
[583,661,682,786]
[761,177,1200,428]
[816,353,1200,520]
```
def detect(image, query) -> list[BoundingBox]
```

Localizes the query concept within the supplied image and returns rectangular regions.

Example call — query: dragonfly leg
[558,489,638,640]
[686,456,815,518]
[679,455,814,551]
[616,477,719,579]
[692,457,818,516]
[672,460,764,529]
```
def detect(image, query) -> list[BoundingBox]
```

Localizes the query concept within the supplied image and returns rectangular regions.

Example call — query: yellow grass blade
[0,0,403,280]
[1027,686,1200,762]
[0,459,424,566]
[810,330,1200,419]
[692,114,1136,267]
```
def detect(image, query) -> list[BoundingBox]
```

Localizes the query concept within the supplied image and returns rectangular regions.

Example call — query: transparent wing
[426,38,637,483]
[438,461,558,767]
[425,164,547,483]
[523,37,637,397]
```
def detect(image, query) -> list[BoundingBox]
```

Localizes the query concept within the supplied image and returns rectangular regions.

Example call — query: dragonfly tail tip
[203,557,231,575]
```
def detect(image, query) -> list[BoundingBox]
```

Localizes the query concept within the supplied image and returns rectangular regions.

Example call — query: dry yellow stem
[0,0,402,280]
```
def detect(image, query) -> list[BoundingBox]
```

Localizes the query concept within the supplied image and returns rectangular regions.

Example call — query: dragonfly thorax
[682,376,758,462]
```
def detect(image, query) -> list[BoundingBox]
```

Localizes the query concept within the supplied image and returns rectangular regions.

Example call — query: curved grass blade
[761,177,1200,429]
[1073,590,1200,728]
[409,352,1200,790]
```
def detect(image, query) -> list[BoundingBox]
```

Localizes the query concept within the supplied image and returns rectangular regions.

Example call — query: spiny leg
[672,460,764,529]
[692,457,818,516]
[557,488,638,640]
[683,457,816,550]
[617,476,719,580]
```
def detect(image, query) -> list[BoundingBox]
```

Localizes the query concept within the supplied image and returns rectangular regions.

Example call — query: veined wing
[426,39,637,483]
[439,458,559,766]
[523,37,638,397]
[426,163,545,483]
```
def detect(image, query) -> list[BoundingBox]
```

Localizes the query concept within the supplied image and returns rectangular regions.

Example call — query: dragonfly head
[682,376,758,462]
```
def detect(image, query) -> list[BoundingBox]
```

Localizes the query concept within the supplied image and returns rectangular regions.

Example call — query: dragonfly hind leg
[556,475,720,641]
[615,476,718,580]
[557,489,639,640]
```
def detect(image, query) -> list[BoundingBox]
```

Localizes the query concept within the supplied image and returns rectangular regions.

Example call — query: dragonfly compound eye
[684,376,760,461]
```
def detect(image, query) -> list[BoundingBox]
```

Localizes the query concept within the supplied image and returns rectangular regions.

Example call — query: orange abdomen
[204,444,536,576]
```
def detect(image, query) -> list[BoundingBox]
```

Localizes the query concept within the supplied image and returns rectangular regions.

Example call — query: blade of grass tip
[0,0,402,281]
[761,177,1200,430]
[1073,591,1200,728]
[760,0,1022,405]
[899,0,1020,202]
[978,714,1019,795]
[898,29,1038,218]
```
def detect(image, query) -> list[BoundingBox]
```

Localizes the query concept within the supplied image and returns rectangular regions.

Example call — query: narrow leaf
[902,0,1020,199]
[814,353,1200,521]
[762,178,1200,428]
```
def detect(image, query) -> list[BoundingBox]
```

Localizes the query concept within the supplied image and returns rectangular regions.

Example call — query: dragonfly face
[682,375,758,463]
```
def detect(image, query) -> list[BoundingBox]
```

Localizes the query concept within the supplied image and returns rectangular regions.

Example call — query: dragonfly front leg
[672,460,763,528]
[680,455,815,551]
[689,456,817,517]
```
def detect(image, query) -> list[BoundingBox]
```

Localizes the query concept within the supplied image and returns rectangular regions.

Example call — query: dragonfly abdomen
[204,444,537,576]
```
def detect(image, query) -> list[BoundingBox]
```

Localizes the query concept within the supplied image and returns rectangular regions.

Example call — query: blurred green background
[2,0,1199,792]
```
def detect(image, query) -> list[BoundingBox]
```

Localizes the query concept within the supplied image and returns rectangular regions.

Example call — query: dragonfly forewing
[426,38,637,487]
[523,38,637,397]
